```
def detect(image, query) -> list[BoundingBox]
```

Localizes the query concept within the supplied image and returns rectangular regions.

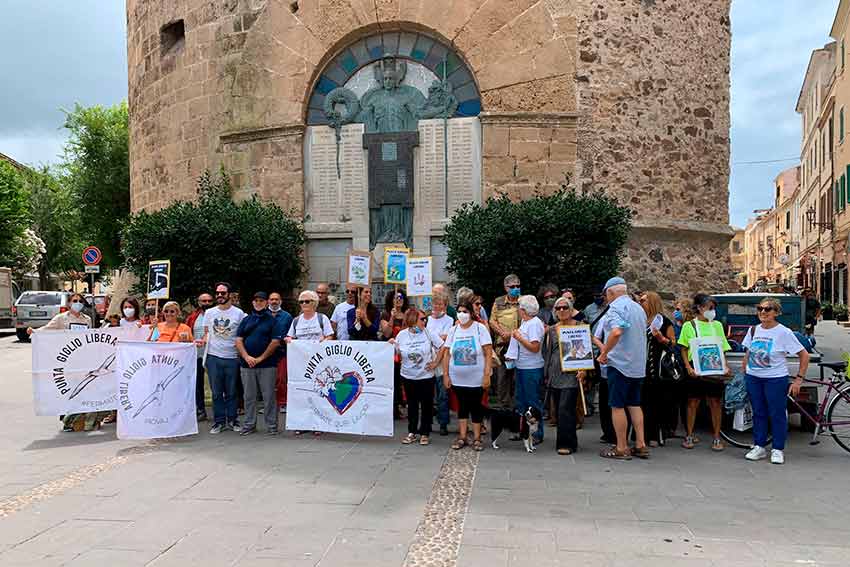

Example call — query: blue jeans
[515,367,544,441]
[435,376,450,427]
[745,374,788,450]
[206,354,240,426]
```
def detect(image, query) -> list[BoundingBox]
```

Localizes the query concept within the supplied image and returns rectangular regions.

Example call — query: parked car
[13,291,69,342]
[0,267,20,330]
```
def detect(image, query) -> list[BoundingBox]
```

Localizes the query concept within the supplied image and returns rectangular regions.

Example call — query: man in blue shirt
[595,277,649,460]
[236,291,289,436]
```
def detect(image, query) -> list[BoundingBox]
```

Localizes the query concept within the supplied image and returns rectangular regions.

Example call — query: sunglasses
[299,300,313,305]
[756,306,774,313]
[555,306,570,311]
[345,289,357,294]
[507,284,520,289]
[215,291,228,296]
[71,299,84,304]
[163,310,178,314]
[419,316,428,321]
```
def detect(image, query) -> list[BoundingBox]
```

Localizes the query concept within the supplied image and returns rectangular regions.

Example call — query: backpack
[292,313,329,339]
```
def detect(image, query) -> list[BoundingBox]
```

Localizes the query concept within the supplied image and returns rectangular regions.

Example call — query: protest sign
[116,341,198,439]
[691,336,727,376]
[346,251,371,287]
[383,248,408,284]
[147,260,171,299]
[558,324,595,372]
[406,257,433,297]
[286,340,394,436]
[31,326,147,416]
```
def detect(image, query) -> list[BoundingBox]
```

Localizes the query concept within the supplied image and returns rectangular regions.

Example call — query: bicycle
[720,361,850,453]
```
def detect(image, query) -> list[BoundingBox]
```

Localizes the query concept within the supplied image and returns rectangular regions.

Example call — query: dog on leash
[490,407,542,452]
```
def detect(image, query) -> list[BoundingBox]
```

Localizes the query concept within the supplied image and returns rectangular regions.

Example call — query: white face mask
[457,312,471,325]
[70,302,84,313]
[704,309,716,322]
[123,307,136,318]
[269,304,281,312]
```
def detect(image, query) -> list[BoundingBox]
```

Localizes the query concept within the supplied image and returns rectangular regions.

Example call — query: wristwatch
[794,374,804,380]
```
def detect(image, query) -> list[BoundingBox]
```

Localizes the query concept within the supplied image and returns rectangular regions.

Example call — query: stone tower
[127,0,733,297]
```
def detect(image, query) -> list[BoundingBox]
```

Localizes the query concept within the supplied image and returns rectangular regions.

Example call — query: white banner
[286,340,394,436]
[32,327,148,416]
[116,341,198,440]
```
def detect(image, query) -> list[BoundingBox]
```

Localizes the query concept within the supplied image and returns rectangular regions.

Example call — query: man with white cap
[594,277,649,460]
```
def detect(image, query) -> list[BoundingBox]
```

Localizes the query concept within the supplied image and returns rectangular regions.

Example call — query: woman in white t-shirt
[741,297,809,465]
[390,308,444,446]
[442,299,492,451]
[285,290,334,436]
[510,295,546,444]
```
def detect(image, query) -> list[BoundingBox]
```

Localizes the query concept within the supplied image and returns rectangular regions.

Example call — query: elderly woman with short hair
[510,294,547,444]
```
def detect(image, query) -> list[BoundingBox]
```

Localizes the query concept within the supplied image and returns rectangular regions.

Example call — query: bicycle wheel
[720,406,771,449]
[827,386,850,454]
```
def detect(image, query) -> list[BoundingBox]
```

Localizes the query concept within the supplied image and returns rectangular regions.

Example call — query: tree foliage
[0,160,30,268]
[442,189,633,304]
[121,170,306,305]
[23,166,84,287]
[62,101,130,268]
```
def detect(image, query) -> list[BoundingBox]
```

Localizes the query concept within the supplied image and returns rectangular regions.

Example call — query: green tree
[0,160,30,268]
[23,166,84,288]
[441,189,633,304]
[121,170,306,305]
[62,101,130,268]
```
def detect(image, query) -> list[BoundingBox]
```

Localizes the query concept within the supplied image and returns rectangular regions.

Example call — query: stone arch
[301,23,482,126]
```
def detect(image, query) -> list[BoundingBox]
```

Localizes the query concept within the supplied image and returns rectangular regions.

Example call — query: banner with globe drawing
[116,341,197,440]
[286,340,394,436]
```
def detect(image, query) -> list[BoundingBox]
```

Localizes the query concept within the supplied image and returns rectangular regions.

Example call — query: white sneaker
[770,449,785,465]
[745,445,768,461]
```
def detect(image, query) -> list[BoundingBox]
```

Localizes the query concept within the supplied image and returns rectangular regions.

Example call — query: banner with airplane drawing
[116,341,197,439]
[31,327,148,416]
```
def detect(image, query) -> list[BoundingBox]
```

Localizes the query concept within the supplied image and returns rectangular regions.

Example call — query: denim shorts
[607,366,643,408]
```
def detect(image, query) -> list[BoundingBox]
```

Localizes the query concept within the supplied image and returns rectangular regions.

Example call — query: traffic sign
[82,246,102,266]
[84,265,100,274]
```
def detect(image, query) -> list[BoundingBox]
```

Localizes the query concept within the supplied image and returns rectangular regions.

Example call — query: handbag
[688,321,731,384]
[658,344,685,383]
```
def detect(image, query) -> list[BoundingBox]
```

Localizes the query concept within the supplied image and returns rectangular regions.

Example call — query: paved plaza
[0,324,849,567]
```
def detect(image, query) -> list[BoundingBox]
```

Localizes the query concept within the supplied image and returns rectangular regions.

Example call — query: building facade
[126,0,733,297]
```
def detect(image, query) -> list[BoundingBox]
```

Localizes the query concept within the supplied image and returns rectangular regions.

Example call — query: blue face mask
[594,297,604,306]
[673,310,683,322]
[508,287,521,298]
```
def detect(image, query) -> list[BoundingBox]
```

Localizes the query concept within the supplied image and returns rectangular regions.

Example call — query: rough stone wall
[127,0,733,298]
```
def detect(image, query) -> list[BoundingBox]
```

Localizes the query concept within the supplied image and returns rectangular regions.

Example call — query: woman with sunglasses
[381,290,410,419]
[390,308,444,445]
[442,298,493,451]
[741,297,810,465]
[543,297,586,455]
[148,301,193,342]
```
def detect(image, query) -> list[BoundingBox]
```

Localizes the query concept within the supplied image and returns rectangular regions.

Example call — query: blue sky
[0,1,841,229]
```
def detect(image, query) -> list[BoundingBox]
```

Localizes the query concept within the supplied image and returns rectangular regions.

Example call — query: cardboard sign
[147,260,171,299]
[383,248,409,285]
[406,257,433,297]
[346,250,371,287]
[557,324,595,372]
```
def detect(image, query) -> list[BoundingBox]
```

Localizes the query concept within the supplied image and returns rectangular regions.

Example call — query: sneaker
[745,445,768,461]
[239,426,257,436]
[770,449,785,465]
[210,423,225,435]
[227,421,243,433]
[266,429,278,436]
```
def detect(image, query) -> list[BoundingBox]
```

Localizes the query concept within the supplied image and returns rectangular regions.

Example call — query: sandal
[419,435,430,446]
[632,446,651,459]
[599,446,632,460]
[451,437,467,450]
[557,448,572,455]
[711,438,725,452]
[472,439,484,451]
[402,433,417,444]
[681,436,696,450]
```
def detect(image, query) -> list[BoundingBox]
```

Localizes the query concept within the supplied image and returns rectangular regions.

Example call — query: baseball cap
[602,277,626,292]
[253,291,269,300]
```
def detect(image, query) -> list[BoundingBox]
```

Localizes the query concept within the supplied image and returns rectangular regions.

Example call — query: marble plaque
[303,124,367,226]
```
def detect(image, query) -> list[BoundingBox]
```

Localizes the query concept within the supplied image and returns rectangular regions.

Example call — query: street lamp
[806,206,833,231]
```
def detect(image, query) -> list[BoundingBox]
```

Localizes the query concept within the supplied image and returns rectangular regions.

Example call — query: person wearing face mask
[186,292,215,421]
[583,293,605,323]
[267,292,294,415]
[118,297,142,328]
[29,293,94,431]
[390,308,444,445]
[677,293,732,451]
[536,283,559,326]
[427,290,455,435]
[488,274,522,422]
[141,298,163,325]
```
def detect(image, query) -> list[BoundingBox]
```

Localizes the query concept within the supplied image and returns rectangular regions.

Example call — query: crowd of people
[30,274,810,464]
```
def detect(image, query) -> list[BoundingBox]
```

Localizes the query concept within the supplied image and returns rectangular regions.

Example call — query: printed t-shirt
[287,312,334,343]
[395,328,444,380]
[446,322,492,387]
[515,316,545,370]
[203,305,245,359]
[426,314,454,339]
[331,302,355,340]
[676,320,731,363]
[742,323,804,378]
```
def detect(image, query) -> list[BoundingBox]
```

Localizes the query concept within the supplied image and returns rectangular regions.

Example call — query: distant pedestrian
[198,282,246,435]
[235,292,287,436]
[442,298,492,451]
[741,297,810,465]
[391,308,444,445]
[595,277,649,460]
[186,292,214,421]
